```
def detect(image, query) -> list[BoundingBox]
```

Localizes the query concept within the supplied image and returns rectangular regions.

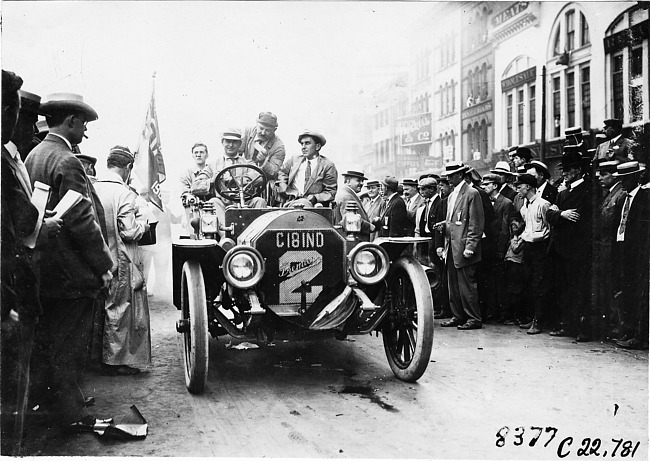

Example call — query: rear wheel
[180,260,209,393]
[381,256,434,382]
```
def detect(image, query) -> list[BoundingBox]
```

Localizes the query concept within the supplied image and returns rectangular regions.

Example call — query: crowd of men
[3,67,649,454]
[1,70,151,454]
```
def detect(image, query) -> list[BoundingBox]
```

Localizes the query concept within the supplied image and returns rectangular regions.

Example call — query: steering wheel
[213,163,267,205]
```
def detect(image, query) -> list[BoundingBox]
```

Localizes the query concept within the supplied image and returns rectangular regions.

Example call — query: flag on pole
[134,73,166,211]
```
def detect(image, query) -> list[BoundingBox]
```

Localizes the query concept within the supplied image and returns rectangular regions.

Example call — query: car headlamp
[348,242,389,285]
[223,246,265,288]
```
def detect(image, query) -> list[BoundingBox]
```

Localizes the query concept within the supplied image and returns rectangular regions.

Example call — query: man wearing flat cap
[334,170,375,241]
[546,145,593,342]
[94,146,151,375]
[593,119,637,163]
[525,159,558,205]
[402,178,423,237]
[277,130,338,208]
[25,93,113,428]
[433,161,485,330]
[241,112,286,186]
[610,161,650,349]
[362,179,383,240]
[372,176,407,237]
[593,160,626,339]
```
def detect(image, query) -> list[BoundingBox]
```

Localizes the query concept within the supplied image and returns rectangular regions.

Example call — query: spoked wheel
[381,256,434,382]
[180,260,209,393]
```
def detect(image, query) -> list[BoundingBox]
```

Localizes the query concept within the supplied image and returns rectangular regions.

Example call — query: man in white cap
[490,160,517,202]
[611,161,649,349]
[24,93,113,430]
[433,161,485,330]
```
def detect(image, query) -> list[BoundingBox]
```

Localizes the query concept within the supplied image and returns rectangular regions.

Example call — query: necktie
[304,160,311,193]
[618,193,632,237]
[13,155,32,197]
[420,199,430,236]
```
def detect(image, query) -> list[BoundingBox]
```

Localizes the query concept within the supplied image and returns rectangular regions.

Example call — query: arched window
[467,70,474,99]
[445,83,450,115]
[474,66,481,102]
[481,120,489,158]
[481,63,488,99]
[451,79,456,113]
[439,85,444,117]
[450,129,456,158]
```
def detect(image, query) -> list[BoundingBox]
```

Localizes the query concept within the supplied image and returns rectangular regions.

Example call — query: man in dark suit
[433,162,485,330]
[525,160,558,205]
[547,146,593,342]
[25,93,113,429]
[510,146,533,172]
[611,162,650,349]
[414,176,439,263]
[490,161,517,202]
[373,176,407,238]
[277,130,338,208]
[11,90,45,161]
[593,119,638,163]
[481,173,515,322]
[334,170,375,242]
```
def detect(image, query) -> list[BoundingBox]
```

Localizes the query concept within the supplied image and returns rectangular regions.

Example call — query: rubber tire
[181,260,209,394]
[382,255,434,382]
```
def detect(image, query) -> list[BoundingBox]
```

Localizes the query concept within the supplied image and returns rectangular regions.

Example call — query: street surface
[22,295,648,459]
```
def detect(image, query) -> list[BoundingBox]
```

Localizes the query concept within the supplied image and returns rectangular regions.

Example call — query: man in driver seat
[210,128,266,237]
[276,130,338,208]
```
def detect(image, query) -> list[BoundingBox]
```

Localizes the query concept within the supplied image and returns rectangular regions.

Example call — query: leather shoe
[549,328,572,337]
[527,321,542,335]
[434,311,452,320]
[503,319,518,326]
[616,338,646,350]
[457,322,482,330]
[576,332,591,343]
[101,364,141,376]
[519,321,533,329]
[440,318,463,327]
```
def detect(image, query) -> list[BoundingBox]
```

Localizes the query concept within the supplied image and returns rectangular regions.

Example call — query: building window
[566,10,575,51]
[581,66,591,129]
[553,76,561,137]
[630,47,643,122]
[507,94,513,146]
[566,71,576,127]
[553,28,561,56]
[612,53,624,120]
[529,85,536,142]
[481,121,488,158]
[517,90,525,144]
[580,12,590,46]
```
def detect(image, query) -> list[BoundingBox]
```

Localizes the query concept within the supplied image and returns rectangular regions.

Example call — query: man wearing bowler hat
[241,112,286,203]
[334,170,375,241]
[525,159,558,205]
[433,161,485,330]
[593,119,637,163]
[372,176,407,237]
[610,161,650,349]
[25,93,113,429]
[593,160,626,338]
[546,145,593,342]
[277,130,338,208]
[76,153,98,179]
[510,146,533,170]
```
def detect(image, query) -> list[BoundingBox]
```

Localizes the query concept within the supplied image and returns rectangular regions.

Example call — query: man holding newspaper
[25,93,113,431]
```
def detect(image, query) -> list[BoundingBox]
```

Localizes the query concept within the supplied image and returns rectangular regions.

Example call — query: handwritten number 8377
[496,426,558,448]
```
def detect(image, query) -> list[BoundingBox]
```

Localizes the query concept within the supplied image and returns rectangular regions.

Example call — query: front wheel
[381,256,434,382]
[180,260,209,393]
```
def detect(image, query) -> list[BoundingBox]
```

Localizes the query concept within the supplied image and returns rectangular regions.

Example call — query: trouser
[446,251,481,324]
[613,242,649,340]
[592,241,617,335]
[1,314,36,455]
[30,297,94,425]
[522,240,552,323]
[552,252,592,332]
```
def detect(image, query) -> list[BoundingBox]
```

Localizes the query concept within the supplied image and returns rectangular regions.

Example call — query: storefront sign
[400,113,432,146]
[492,2,529,28]
[604,20,649,54]
[463,100,492,118]
[501,66,536,92]
[424,157,442,169]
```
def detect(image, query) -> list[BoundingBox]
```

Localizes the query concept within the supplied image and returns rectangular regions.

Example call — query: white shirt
[536,181,548,198]
[616,185,640,242]
[4,141,32,196]
[446,182,464,220]
[294,156,319,196]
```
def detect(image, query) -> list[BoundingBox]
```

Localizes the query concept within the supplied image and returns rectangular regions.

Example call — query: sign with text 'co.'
[399,113,432,147]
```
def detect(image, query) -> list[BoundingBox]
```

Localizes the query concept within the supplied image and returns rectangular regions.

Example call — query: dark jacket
[547,178,592,261]
[492,194,515,258]
[375,193,407,237]
[25,134,113,298]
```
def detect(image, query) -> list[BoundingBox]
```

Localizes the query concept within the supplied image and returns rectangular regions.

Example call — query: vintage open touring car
[172,164,436,393]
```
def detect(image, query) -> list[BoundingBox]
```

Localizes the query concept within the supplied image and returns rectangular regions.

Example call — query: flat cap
[257,112,278,127]
[75,154,97,166]
[513,173,537,188]
[222,127,242,140]
[298,130,326,147]
[418,177,438,188]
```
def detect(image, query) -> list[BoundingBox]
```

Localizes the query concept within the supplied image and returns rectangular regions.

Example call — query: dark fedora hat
[40,93,98,121]
[381,176,399,191]
[524,160,550,179]
[513,146,533,161]
[604,118,623,130]
[298,130,326,147]
[18,90,45,115]
[75,154,97,166]
[513,173,537,188]
[343,170,367,180]
[561,145,583,170]
[257,112,278,127]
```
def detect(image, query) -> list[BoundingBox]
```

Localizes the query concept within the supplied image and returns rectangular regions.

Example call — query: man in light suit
[373,176,407,238]
[334,170,375,242]
[402,178,423,236]
[362,179,383,240]
[277,130,338,208]
[433,161,485,330]
[25,92,113,430]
